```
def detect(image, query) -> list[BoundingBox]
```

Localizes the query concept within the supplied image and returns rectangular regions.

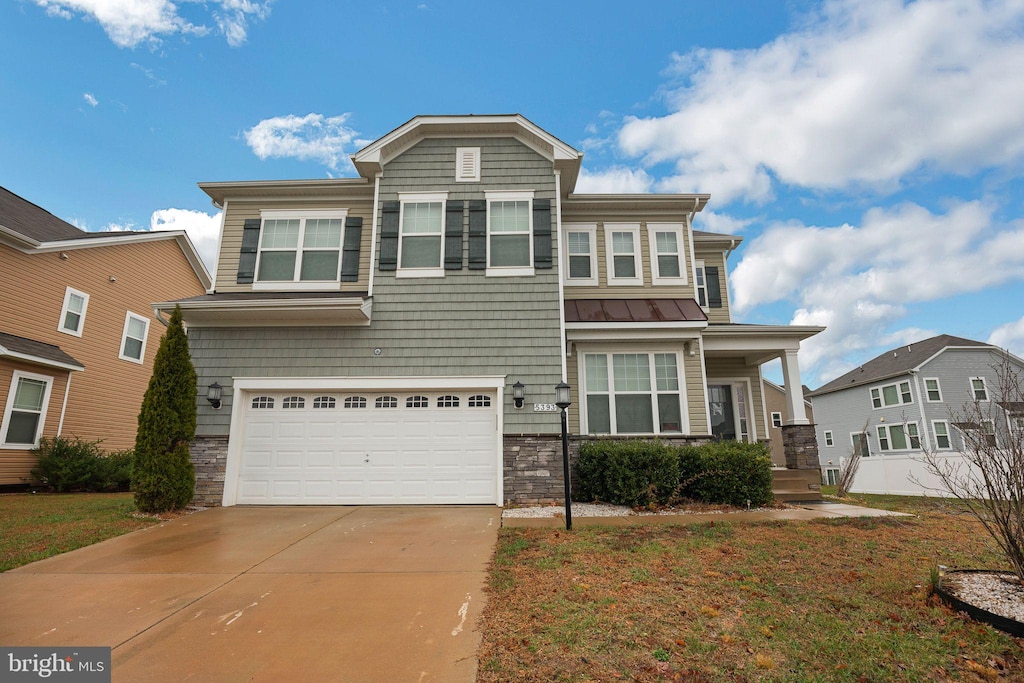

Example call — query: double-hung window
[694,260,708,306]
[970,377,989,401]
[563,224,597,286]
[119,312,150,364]
[398,193,445,276]
[870,380,912,408]
[876,423,921,452]
[255,210,348,287]
[58,287,89,336]
[605,224,643,286]
[932,420,951,449]
[924,378,942,402]
[1,371,53,448]
[648,223,686,285]
[486,190,533,275]
[583,352,684,434]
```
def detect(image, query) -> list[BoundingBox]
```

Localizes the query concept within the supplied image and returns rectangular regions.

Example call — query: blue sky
[3,0,1023,388]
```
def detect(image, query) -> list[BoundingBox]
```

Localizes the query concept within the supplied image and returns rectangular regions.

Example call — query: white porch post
[780,349,810,425]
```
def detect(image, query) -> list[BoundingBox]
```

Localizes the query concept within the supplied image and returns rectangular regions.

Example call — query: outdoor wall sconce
[207,382,223,410]
[512,381,525,409]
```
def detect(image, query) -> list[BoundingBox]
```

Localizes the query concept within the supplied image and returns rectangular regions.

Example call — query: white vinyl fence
[840,451,986,497]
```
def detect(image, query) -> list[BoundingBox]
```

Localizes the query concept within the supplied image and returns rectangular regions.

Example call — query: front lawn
[0,492,161,572]
[478,494,1023,681]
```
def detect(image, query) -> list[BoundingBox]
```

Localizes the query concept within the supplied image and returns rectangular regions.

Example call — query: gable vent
[456,147,480,182]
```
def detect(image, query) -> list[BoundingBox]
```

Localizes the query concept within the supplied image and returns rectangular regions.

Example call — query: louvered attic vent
[456,147,480,182]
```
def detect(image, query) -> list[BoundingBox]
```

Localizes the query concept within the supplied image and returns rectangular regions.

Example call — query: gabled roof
[809,334,994,397]
[0,331,84,371]
[0,186,86,242]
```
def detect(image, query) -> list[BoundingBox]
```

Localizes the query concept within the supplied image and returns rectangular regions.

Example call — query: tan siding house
[0,186,210,485]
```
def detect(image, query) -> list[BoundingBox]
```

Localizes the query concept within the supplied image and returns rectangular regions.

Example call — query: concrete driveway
[1,506,500,682]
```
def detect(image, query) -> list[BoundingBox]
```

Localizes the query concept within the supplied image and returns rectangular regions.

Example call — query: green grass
[478,494,1022,681]
[0,492,160,572]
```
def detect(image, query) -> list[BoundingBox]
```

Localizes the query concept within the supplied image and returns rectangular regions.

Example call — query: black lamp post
[555,381,572,530]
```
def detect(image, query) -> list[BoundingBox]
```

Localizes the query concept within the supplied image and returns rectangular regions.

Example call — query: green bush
[575,439,773,508]
[30,437,134,492]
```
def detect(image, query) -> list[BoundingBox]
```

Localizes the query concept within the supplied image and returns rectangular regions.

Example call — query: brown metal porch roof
[564,299,707,324]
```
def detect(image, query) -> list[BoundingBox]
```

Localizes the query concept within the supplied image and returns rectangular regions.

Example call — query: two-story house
[0,186,211,485]
[156,115,823,507]
[808,334,1024,495]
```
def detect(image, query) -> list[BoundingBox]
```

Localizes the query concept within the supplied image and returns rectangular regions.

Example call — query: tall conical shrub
[132,305,196,512]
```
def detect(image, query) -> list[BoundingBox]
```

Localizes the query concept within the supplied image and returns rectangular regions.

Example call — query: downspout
[910,370,932,451]
[686,200,699,287]
[56,373,73,436]
[368,173,382,297]
[555,170,567,382]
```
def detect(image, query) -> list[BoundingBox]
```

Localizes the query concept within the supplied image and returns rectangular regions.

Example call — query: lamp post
[555,381,572,530]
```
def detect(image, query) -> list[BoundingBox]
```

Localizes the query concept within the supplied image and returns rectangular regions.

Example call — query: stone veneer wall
[781,424,821,470]
[191,436,229,507]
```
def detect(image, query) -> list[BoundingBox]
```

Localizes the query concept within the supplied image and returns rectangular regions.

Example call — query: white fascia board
[0,345,84,372]
[0,225,40,249]
[912,344,1024,372]
[564,321,707,331]
[232,376,507,391]
[566,327,705,343]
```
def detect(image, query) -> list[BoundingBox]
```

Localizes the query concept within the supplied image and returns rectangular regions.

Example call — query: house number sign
[533,403,559,412]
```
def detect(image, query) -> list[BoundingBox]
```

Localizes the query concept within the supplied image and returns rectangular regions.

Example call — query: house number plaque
[533,403,559,412]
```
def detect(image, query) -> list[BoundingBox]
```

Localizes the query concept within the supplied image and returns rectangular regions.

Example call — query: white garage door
[236,390,499,504]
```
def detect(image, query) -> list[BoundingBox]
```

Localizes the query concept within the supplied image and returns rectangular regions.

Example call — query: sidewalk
[501,500,911,528]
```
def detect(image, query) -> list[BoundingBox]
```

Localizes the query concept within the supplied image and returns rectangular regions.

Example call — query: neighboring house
[0,186,211,485]
[807,334,1024,496]
[763,380,814,468]
[156,115,823,507]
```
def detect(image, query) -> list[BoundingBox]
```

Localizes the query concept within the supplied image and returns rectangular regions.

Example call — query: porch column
[780,349,809,425]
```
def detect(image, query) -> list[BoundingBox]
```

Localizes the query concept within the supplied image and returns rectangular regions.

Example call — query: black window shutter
[378,201,400,271]
[533,198,552,269]
[340,216,363,282]
[706,265,723,308]
[444,200,464,270]
[236,218,261,284]
[468,200,487,270]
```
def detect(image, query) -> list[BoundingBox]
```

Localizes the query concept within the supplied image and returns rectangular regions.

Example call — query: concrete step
[774,489,823,503]
[772,469,822,503]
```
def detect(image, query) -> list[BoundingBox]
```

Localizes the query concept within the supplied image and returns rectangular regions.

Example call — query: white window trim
[578,347,689,436]
[396,192,447,279]
[647,223,687,286]
[252,209,350,290]
[931,419,953,450]
[57,286,89,337]
[455,147,480,182]
[118,311,150,364]
[824,430,834,447]
[969,376,990,402]
[923,377,943,403]
[850,431,871,458]
[485,190,535,277]
[870,380,913,409]
[876,422,921,452]
[771,412,783,429]
[562,223,598,287]
[694,259,708,308]
[1,370,54,449]
[605,223,643,286]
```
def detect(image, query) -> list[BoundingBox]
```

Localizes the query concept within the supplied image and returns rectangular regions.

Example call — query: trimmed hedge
[30,436,134,492]
[576,439,773,508]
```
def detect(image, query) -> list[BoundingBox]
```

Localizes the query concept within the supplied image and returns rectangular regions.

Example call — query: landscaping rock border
[934,570,1024,638]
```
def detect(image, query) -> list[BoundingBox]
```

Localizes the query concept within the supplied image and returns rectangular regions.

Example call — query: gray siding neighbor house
[807,334,1024,495]
[157,115,824,507]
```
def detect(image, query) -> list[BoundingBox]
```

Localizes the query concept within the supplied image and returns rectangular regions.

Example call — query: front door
[708,384,736,441]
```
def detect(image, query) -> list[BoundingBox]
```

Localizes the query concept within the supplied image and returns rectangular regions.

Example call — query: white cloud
[83,92,98,107]
[575,166,654,193]
[989,316,1024,358]
[130,62,165,86]
[616,0,1024,203]
[695,211,754,235]
[33,0,271,48]
[151,208,221,273]
[731,200,1024,382]
[244,113,360,172]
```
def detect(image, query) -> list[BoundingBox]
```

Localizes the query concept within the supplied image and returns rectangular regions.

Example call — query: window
[375,396,398,409]
[932,420,951,449]
[255,210,348,287]
[605,224,643,286]
[407,395,429,408]
[437,395,460,408]
[695,260,708,307]
[343,396,367,409]
[282,396,305,409]
[455,147,480,182]
[870,380,913,409]
[118,312,150,363]
[1,371,53,447]
[824,468,840,486]
[851,432,870,458]
[824,430,834,447]
[970,377,989,401]
[648,224,686,285]
[563,225,598,286]
[58,287,89,336]
[398,193,446,276]
[583,352,684,434]
[251,396,274,409]
[876,423,921,452]
[956,420,997,448]
[313,396,336,409]
[468,394,491,408]
[771,412,783,429]
[924,378,942,402]
[486,191,533,274]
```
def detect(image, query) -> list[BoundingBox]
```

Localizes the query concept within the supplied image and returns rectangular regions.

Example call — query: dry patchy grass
[478,502,1023,681]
